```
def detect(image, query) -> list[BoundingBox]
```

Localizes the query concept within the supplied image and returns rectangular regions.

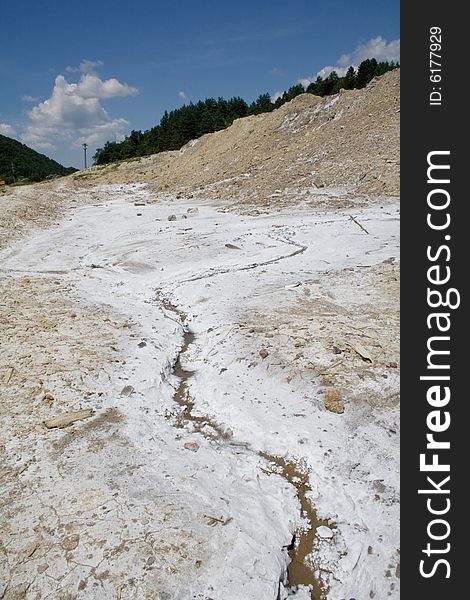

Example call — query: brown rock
[324,389,344,414]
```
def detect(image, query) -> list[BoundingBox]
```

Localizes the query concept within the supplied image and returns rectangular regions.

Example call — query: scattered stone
[284,282,301,290]
[317,525,334,539]
[259,348,269,359]
[313,176,324,188]
[120,385,134,396]
[225,243,241,250]
[138,341,147,348]
[134,201,146,206]
[184,441,200,451]
[2,367,14,384]
[168,214,177,221]
[373,480,386,493]
[24,540,39,557]
[324,388,344,414]
[42,393,54,405]
[187,207,199,215]
[61,534,80,551]
[347,341,373,363]
[43,408,94,429]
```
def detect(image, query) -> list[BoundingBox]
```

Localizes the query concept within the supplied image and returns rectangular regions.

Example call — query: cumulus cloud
[178,90,189,102]
[74,74,138,99]
[21,70,139,152]
[338,37,400,68]
[0,122,17,138]
[22,95,39,102]
[299,36,400,86]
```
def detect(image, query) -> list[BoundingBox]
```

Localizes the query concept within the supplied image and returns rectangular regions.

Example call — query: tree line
[94,58,398,166]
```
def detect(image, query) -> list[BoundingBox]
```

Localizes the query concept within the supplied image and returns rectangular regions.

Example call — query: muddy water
[173,328,232,440]
[260,453,328,600]
[161,295,326,598]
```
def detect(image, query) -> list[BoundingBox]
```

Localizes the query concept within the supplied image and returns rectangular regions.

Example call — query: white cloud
[21,70,139,153]
[22,95,39,102]
[299,36,400,85]
[0,122,17,138]
[270,90,284,102]
[66,59,104,74]
[75,74,138,99]
[338,37,400,68]
[178,90,189,102]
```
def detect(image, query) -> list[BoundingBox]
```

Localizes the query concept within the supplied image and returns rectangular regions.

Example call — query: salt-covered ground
[0,183,399,599]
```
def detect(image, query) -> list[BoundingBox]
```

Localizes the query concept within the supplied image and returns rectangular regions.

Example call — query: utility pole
[82,143,88,169]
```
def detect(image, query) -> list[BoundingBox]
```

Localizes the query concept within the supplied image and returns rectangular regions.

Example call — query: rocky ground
[0,71,399,600]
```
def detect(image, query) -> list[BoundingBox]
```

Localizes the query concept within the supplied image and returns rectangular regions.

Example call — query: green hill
[0,134,77,184]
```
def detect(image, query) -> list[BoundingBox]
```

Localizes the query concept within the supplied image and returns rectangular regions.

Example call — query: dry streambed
[0,183,399,599]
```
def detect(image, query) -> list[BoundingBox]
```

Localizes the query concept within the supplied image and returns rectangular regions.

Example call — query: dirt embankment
[72,69,400,205]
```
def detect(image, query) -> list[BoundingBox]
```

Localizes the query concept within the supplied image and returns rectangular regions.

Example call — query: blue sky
[0,0,399,168]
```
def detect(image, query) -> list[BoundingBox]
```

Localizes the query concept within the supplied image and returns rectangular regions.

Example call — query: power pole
[82,143,88,169]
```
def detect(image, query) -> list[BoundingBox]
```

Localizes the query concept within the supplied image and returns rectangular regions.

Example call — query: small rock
[43,409,94,429]
[187,207,199,215]
[168,214,177,221]
[373,480,386,493]
[313,176,324,188]
[120,385,134,396]
[317,525,334,539]
[225,243,241,250]
[259,348,269,359]
[138,341,147,348]
[184,441,200,451]
[324,388,344,414]
[61,534,80,551]
[24,540,39,557]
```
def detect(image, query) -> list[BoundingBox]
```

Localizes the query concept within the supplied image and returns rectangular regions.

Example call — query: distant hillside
[0,135,77,184]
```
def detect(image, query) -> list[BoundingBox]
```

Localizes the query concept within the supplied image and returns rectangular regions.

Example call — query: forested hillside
[94,58,398,165]
[0,135,77,184]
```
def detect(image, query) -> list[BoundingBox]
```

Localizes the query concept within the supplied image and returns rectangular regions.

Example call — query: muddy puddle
[160,294,327,599]
[260,452,329,600]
